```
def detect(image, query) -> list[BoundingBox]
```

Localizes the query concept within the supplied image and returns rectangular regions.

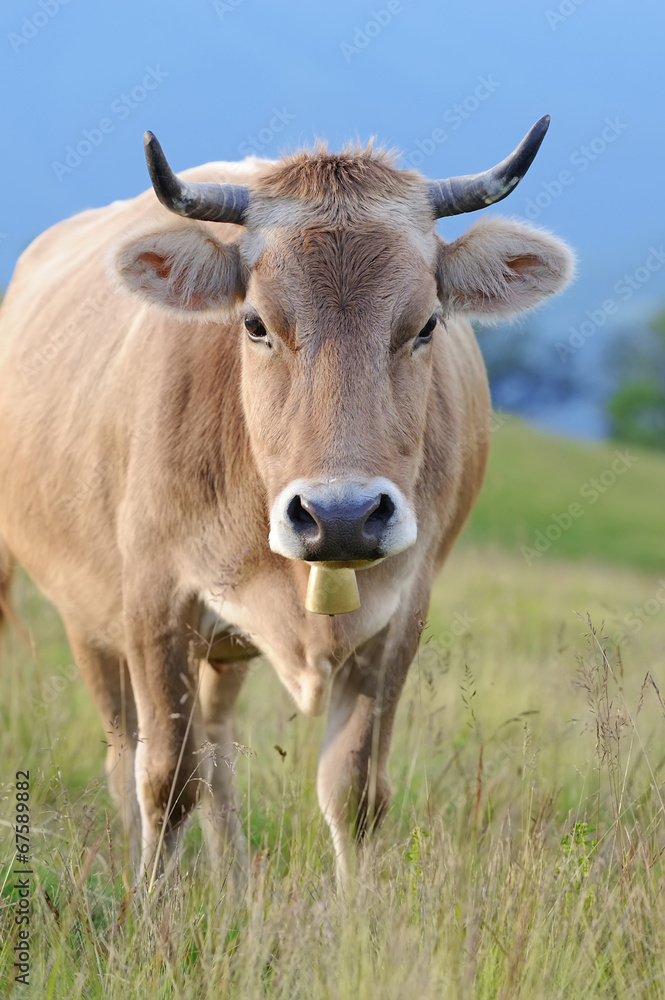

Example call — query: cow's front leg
[197,657,249,878]
[317,618,421,887]
[124,593,202,882]
[64,622,140,862]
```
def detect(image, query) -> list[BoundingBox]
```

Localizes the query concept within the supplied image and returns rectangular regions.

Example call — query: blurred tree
[608,380,665,450]
[606,309,665,451]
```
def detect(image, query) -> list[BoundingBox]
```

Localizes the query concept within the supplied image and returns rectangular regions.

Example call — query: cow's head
[115,118,573,565]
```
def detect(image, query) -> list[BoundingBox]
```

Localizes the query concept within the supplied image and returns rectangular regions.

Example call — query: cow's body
[0,137,572,883]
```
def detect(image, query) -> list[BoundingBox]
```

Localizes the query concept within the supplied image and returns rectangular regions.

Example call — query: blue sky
[1,0,663,434]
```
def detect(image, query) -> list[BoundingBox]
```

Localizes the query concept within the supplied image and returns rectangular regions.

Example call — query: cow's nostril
[287,495,319,532]
[366,493,395,526]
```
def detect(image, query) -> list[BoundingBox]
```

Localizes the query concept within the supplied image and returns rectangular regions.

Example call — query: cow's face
[115,148,573,565]
[240,213,440,563]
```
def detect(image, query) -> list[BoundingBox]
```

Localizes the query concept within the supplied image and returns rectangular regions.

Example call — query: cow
[0,116,573,886]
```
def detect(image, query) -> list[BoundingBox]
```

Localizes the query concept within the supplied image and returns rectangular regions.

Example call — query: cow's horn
[427,115,550,219]
[143,131,249,225]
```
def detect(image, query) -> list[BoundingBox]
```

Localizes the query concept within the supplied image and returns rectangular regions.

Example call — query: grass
[460,416,665,572]
[1,540,664,998]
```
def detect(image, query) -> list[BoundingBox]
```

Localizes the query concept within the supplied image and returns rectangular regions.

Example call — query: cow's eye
[415,315,437,345]
[245,315,268,342]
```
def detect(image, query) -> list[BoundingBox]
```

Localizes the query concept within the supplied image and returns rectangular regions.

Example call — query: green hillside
[460,417,665,572]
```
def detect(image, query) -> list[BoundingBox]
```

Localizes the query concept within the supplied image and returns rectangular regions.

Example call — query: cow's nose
[269,477,417,563]
[286,491,396,562]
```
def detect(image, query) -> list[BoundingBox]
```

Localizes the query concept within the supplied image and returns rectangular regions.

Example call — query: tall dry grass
[1,547,664,998]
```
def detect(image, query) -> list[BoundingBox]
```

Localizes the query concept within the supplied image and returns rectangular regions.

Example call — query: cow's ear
[436,217,575,321]
[112,223,246,313]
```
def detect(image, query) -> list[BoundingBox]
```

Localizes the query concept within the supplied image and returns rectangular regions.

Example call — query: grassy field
[1,423,664,998]
[461,416,665,572]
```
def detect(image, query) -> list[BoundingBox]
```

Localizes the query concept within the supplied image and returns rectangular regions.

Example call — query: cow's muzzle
[269,478,417,563]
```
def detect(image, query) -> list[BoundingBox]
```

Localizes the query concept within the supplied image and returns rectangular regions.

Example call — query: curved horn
[427,115,550,219]
[143,131,249,225]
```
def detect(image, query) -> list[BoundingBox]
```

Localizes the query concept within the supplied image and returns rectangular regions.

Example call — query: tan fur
[438,215,576,320]
[113,221,247,314]
[0,146,573,883]
[253,141,423,205]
